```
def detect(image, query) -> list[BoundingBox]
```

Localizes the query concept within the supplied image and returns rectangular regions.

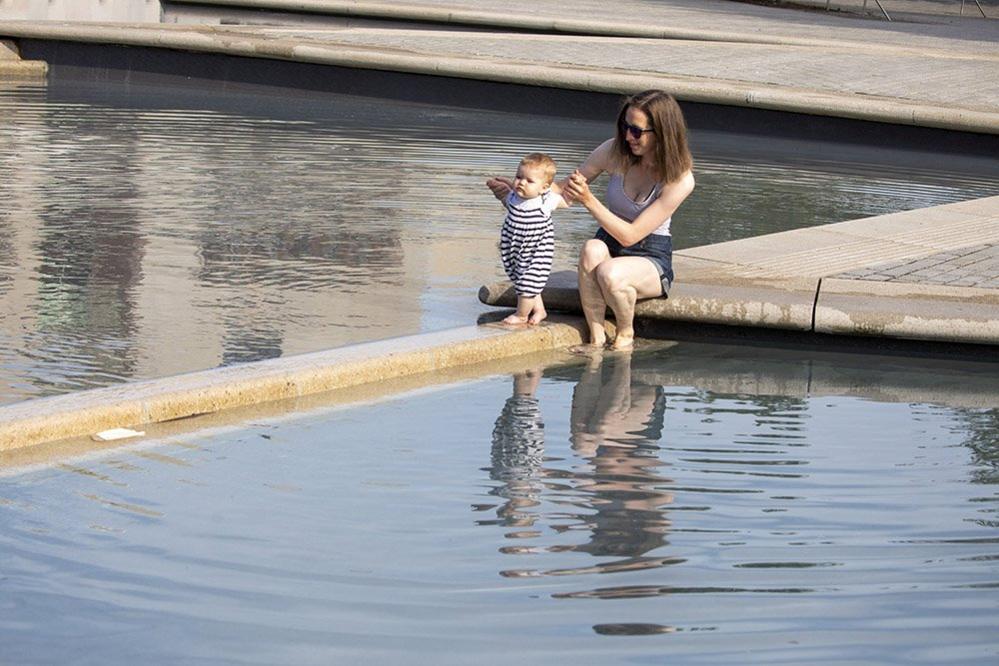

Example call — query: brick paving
[771,0,999,19]
[835,243,999,287]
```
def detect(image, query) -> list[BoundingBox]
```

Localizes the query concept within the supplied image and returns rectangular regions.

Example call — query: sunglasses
[620,121,655,140]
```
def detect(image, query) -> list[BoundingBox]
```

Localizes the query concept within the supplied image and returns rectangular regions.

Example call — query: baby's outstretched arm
[551,179,575,206]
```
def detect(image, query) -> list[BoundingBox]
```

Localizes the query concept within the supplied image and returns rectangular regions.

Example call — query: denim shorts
[594,228,673,297]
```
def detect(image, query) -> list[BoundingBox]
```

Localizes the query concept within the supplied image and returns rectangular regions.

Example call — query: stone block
[0,39,19,60]
[814,278,999,344]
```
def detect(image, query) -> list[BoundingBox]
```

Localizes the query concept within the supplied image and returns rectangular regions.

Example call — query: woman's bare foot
[527,307,547,326]
[610,334,635,351]
[502,313,529,326]
[586,325,607,349]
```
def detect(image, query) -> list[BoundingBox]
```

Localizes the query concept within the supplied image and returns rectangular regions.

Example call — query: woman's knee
[579,239,610,272]
[595,261,626,292]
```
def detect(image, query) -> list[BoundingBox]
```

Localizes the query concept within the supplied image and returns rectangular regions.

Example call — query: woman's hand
[563,170,595,208]
[486,176,513,201]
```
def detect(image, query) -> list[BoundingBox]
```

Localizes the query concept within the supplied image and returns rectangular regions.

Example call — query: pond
[1,78,997,403]
[1,342,996,663]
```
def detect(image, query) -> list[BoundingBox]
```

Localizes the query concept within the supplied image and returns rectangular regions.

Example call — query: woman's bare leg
[577,240,612,346]
[595,257,663,350]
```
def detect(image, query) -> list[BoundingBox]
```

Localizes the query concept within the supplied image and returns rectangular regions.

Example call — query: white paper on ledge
[92,427,146,442]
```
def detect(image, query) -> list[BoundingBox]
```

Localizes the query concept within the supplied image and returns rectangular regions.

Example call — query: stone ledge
[813,278,999,343]
[0,21,996,133]
[0,38,19,59]
[480,265,819,331]
[0,319,587,453]
[0,59,47,78]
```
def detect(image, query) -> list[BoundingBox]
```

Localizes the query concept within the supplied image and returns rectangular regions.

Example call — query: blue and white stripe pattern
[500,191,560,297]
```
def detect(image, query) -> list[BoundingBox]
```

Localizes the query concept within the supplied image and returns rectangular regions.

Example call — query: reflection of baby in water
[487,369,545,529]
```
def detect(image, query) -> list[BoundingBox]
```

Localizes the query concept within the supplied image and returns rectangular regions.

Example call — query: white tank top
[606,172,671,236]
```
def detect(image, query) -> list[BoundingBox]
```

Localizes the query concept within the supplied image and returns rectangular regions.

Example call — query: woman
[563,90,694,351]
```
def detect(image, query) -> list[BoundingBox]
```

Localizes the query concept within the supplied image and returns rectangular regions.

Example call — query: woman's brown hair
[614,90,693,184]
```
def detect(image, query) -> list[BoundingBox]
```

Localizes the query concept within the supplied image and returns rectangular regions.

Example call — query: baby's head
[514,153,557,199]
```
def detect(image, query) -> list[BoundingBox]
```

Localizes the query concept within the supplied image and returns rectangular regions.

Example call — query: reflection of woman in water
[485,369,545,530]
[565,351,672,574]
[483,352,674,581]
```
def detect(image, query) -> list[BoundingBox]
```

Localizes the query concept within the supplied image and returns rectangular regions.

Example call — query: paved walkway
[835,243,999,288]
[5,0,998,127]
[155,0,999,123]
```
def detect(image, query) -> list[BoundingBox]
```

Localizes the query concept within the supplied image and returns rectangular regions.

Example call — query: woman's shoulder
[593,138,618,164]
[583,139,624,176]
[657,169,695,191]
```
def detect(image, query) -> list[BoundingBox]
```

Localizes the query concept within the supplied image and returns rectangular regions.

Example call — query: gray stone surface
[481,197,999,344]
[814,277,999,343]
[836,243,999,287]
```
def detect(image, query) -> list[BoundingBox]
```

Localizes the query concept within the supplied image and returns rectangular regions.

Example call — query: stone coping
[0,318,587,454]
[163,0,999,55]
[0,59,46,77]
[0,36,46,77]
[480,196,999,345]
[4,328,996,471]
[0,21,996,133]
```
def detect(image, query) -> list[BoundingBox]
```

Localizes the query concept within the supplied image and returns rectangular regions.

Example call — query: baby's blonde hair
[520,153,557,185]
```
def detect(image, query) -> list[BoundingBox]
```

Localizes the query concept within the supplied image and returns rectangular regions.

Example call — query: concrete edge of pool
[0,37,46,78]
[0,318,592,456]
[161,0,986,53]
[0,21,996,135]
[481,195,999,345]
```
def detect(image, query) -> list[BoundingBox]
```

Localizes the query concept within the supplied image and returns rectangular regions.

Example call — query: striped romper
[500,190,562,297]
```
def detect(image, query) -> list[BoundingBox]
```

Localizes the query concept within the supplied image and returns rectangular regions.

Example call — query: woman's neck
[629,158,659,180]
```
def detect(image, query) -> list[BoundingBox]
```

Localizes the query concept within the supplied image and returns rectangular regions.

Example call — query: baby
[489,153,567,326]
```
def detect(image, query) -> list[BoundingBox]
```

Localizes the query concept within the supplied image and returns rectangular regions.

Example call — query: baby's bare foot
[527,309,547,326]
[502,313,529,326]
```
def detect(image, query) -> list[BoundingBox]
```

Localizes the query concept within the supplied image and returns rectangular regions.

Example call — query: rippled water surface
[2,343,997,664]
[1,80,997,403]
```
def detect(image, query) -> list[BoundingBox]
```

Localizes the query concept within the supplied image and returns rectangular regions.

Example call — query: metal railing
[810,0,993,21]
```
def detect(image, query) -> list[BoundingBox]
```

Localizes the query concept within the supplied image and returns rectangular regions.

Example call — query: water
[1,343,996,664]
[2,79,997,403]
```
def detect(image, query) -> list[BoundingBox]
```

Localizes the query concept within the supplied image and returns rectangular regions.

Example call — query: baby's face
[513,165,550,199]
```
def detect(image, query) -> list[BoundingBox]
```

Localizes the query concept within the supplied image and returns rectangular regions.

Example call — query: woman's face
[621,106,656,158]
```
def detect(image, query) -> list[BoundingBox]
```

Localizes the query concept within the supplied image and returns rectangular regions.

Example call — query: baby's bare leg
[528,294,547,325]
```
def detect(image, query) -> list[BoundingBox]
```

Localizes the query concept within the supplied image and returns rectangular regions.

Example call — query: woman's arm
[486,176,513,202]
[568,169,695,247]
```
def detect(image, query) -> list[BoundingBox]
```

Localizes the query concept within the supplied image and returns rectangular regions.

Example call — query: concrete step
[0,59,47,78]
[0,37,48,78]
